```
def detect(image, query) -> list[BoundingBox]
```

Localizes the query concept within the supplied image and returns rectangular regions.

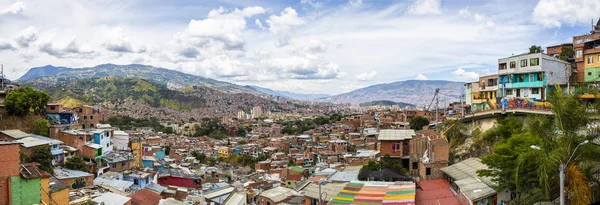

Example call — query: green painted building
[9,176,41,205]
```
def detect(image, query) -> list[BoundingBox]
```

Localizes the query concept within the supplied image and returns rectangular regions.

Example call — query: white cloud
[103,27,134,53]
[356,71,377,81]
[533,0,600,27]
[0,39,15,50]
[452,68,479,81]
[14,26,38,48]
[255,19,265,30]
[301,0,323,9]
[266,7,305,46]
[39,39,95,58]
[415,74,428,80]
[181,6,266,50]
[407,0,442,15]
[0,1,25,16]
[349,0,363,8]
[458,7,470,17]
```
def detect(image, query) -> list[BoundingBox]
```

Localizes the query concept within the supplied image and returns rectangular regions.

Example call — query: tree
[3,87,49,116]
[479,87,600,203]
[529,45,544,54]
[409,116,430,130]
[33,120,50,137]
[29,146,54,175]
[558,46,575,61]
[4,90,31,115]
[65,155,89,172]
[238,140,248,145]
[192,151,207,162]
[163,127,174,134]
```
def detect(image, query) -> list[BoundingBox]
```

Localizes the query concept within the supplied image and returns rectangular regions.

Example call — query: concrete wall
[9,176,41,205]
[542,54,569,85]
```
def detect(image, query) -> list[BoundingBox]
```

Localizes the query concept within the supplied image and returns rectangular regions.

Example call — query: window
[90,116,94,120]
[520,59,528,67]
[589,72,593,76]
[576,50,583,58]
[111,163,116,168]
[519,75,525,82]
[509,61,516,68]
[588,55,594,64]
[412,162,418,169]
[537,73,543,81]
[426,168,432,176]
[50,106,55,110]
[134,179,139,185]
[530,58,539,66]
[532,88,540,94]
[79,108,83,113]
[529,74,534,82]
[83,116,87,120]
[122,161,127,166]
[506,89,513,95]
[392,143,400,153]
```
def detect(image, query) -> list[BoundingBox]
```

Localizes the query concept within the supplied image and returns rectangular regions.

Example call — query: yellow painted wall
[41,178,50,205]
[584,53,600,68]
[130,141,142,167]
[50,188,70,205]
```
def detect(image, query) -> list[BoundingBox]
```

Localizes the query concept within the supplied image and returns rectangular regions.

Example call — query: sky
[0,0,599,95]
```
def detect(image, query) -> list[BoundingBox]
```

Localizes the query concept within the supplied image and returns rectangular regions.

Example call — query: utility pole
[435,91,439,124]
[1,64,4,91]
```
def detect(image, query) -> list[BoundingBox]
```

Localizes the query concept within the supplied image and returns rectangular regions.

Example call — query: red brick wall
[0,144,20,205]
[380,140,403,157]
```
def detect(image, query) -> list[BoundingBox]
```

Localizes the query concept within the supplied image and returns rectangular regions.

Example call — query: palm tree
[528,86,600,204]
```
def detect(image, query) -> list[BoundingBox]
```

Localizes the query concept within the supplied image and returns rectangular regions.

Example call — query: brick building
[378,129,415,170]
[0,142,21,205]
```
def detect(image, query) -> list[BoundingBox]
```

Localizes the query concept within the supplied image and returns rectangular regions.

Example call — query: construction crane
[426,88,440,124]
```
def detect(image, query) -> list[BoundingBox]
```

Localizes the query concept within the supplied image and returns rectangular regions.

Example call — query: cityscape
[1,0,600,205]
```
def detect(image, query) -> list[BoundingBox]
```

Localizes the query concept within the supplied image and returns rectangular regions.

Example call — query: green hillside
[42,77,206,111]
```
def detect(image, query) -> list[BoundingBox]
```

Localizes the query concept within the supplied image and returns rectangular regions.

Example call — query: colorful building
[471,74,498,111]
[497,53,569,105]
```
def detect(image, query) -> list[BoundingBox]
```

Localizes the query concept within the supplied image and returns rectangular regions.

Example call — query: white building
[113,130,130,150]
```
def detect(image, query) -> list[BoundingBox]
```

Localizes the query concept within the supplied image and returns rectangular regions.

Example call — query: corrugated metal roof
[260,186,296,203]
[92,192,131,205]
[0,129,31,139]
[439,158,494,186]
[329,172,359,182]
[303,183,345,201]
[377,129,415,141]
[224,192,247,205]
[454,178,496,201]
[204,187,235,199]
[94,178,134,192]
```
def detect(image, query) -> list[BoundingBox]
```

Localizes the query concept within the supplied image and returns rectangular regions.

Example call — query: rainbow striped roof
[330,181,415,205]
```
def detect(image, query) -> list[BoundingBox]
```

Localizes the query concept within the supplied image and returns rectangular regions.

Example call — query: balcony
[480,85,498,91]
[584,47,600,55]
[511,81,545,88]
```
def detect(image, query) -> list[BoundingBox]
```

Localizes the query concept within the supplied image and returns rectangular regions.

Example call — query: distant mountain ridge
[18,64,259,94]
[325,80,464,105]
[247,85,329,101]
[359,100,415,108]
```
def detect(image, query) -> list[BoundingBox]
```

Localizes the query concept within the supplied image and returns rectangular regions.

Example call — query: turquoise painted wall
[10,176,41,205]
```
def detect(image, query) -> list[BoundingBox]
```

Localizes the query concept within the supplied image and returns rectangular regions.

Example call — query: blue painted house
[123,171,155,189]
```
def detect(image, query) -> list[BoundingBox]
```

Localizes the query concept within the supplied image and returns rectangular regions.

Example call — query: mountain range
[246,85,329,101]
[325,80,464,106]
[17,64,465,106]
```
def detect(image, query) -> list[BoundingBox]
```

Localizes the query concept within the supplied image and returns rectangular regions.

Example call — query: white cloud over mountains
[0,0,579,95]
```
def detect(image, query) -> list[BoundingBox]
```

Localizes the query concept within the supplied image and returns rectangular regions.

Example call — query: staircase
[487,98,497,109]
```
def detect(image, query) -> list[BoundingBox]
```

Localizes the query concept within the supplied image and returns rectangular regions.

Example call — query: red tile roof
[128,188,162,205]
[416,180,461,205]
